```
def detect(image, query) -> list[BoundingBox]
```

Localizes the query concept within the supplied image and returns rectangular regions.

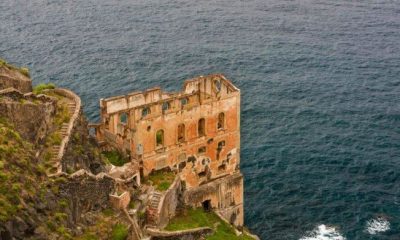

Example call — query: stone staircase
[46,98,78,175]
[146,191,163,227]
[67,102,75,115]
[149,191,162,209]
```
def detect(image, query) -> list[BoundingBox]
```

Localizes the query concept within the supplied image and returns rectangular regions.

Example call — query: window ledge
[155,146,165,153]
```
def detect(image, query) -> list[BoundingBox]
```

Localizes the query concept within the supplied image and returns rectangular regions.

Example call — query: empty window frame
[198,118,206,136]
[120,112,128,124]
[214,79,221,92]
[198,146,206,154]
[217,140,225,151]
[156,129,164,147]
[177,123,185,142]
[162,102,170,112]
[217,112,225,129]
[180,97,189,107]
[142,107,151,117]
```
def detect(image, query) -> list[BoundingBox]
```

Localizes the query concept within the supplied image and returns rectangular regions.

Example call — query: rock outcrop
[0,59,32,93]
[0,88,56,144]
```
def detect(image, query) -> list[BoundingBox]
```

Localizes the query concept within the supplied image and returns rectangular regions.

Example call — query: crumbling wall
[62,113,105,174]
[157,178,182,228]
[146,227,213,240]
[183,173,244,227]
[0,89,56,144]
[58,170,115,225]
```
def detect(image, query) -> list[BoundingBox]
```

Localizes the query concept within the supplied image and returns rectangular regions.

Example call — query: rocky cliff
[0,59,32,93]
[0,59,258,240]
[0,61,130,239]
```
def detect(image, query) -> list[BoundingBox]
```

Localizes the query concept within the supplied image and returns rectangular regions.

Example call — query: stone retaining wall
[146,227,213,240]
[157,177,182,228]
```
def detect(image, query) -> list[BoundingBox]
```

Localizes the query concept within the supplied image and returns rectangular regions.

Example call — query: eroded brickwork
[95,74,244,226]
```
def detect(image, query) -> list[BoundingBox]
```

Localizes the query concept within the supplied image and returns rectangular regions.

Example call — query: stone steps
[67,103,76,114]
[149,192,162,209]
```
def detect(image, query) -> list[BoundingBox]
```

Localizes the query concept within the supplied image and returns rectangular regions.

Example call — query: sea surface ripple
[1,0,399,239]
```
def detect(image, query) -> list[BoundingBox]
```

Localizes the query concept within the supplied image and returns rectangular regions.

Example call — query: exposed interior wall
[183,173,244,227]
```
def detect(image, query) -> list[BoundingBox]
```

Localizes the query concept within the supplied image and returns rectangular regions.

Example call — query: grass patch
[33,83,56,95]
[102,150,128,166]
[145,170,175,191]
[111,223,128,240]
[0,118,37,222]
[76,209,126,240]
[54,103,71,127]
[46,132,62,146]
[165,208,254,240]
[0,58,30,77]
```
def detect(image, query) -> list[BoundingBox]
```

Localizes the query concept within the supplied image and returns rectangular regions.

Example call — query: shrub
[111,223,128,240]
[59,199,69,208]
[102,150,128,166]
[0,59,30,77]
[54,212,68,222]
[145,170,175,191]
[33,83,56,94]
[46,132,62,146]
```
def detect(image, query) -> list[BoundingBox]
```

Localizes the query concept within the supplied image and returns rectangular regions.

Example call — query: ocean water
[1,0,399,239]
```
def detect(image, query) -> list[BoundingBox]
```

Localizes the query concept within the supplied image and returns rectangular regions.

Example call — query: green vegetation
[0,58,30,77]
[156,130,164,145]
[33,83,56,95]
[165,208,254,240]
[145,170,175,191]
[46,132,62,146]
[77,209,129,240]
[0,117,36,222]
[111,223,129,240]
[56,225,72,239]
[54,102,71,127]
[102,150,128,166]
[128,200,136,209]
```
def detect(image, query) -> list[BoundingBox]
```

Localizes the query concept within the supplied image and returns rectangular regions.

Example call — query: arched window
[214,79,221,92]
[178,123,185,142]
[142,107,150,117]
[120,113,128,124]
[217,112,225,129]
[181,97,189,107]
[156,129,164,147]
[198,118,205,137]
[162,102,170,111]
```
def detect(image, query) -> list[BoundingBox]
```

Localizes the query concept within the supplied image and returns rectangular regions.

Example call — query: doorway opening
[202,199,212,212]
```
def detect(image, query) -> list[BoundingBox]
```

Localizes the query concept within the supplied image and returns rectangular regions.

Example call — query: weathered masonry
[94,74,244,227]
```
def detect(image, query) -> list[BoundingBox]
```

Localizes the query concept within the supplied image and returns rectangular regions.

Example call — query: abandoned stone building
[94,74,244,227]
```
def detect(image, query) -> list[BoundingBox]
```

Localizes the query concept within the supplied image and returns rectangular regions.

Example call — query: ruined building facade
[95,74,244,227]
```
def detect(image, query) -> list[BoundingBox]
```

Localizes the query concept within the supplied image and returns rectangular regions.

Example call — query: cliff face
[0,88,56,144]
[62,114,105,174]
[0,61,124,239]
[0,117,119,240]
[0,59,32,93]
[0,60,259,240]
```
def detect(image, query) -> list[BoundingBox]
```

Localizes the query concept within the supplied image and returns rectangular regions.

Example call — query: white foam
[365,217,390,235]
[300,224,346,240]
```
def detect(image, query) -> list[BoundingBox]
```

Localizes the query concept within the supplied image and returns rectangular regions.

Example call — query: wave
[300,224,346,240]
[365,217,390,235]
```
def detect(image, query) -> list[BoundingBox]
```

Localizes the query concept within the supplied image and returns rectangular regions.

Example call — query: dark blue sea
[1,0,399,239]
